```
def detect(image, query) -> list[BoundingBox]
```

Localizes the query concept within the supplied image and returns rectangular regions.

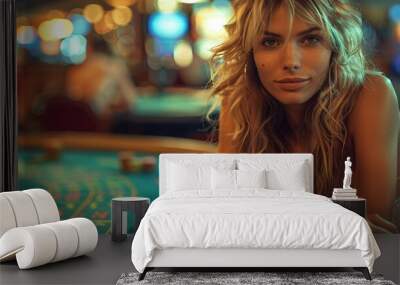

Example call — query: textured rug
[116,271,396,285]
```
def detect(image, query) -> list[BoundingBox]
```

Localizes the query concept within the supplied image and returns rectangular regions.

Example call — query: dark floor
[0,234,399,285]
[0,235,134,285]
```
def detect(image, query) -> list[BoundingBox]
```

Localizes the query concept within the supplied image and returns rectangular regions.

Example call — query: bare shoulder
[349,73,399,133]
[356,73,397,111]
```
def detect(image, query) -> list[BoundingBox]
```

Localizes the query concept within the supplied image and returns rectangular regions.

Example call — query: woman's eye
[302,35,322,46]
[262,38,280,48]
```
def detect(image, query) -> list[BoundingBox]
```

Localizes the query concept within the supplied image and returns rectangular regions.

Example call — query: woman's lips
[274,79,311,91]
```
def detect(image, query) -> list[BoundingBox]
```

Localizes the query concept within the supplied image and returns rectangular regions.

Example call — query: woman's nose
[282,42,301,72]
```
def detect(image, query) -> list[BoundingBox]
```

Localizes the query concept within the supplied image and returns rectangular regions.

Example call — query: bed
[131,153,380,281]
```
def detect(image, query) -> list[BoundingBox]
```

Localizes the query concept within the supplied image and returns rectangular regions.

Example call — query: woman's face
[253,4,332,106]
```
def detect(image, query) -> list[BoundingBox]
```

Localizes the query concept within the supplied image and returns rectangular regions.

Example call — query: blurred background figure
[66,35,137,130]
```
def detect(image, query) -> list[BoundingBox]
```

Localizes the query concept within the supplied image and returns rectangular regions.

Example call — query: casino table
[17,132,217,233]
[133,91,214,118]
[111,90,219,138]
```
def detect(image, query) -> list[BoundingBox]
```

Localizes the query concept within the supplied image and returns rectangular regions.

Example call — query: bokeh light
[70,14,91,35]
[111,7,133,26]
[148,12,188,39]
[157,0,179,13]
[69,54,87,64]
[94,17,112,35]
[178,0,208,3]
[46,9,66,20]
[173,40,193,67]
[194,39,220,60]
[195,5,232,39]
[152,38,177,56]
[40,40,60,56]
[17,26,36,45]
[106,0,136,8]
[395,23,400,42]
[38,18,74,41]
[60,34,87,58]
[104,11,118,30]
[83,4,104,24]
[389,4,400,22]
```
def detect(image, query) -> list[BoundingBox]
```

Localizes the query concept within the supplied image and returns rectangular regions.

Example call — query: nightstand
[111,197,150,242]
[331,198,366,217]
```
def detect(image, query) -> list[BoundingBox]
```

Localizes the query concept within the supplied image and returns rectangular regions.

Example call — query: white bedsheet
[131,190,380,273]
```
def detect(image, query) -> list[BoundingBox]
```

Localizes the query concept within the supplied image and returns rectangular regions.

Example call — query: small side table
[111,197,150,242]
[332,198,366,218]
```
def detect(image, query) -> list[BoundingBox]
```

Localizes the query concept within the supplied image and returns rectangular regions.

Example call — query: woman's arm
[349,74,399,231]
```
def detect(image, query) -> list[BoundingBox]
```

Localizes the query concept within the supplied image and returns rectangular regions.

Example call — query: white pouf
[0,189,98,269]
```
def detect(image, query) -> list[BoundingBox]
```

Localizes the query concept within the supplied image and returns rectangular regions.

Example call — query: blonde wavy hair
[210,0,381,196]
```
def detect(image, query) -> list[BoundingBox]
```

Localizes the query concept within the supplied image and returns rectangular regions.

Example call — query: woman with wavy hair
[212,0,399,232]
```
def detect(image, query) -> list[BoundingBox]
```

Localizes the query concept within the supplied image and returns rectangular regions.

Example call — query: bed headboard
[159,153,314,195]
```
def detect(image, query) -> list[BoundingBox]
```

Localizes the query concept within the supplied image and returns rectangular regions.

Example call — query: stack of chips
[141,156,156,172]
[119,151,134,172]
[118,152,156,173]
[42,141,63,161]
[332,188,358,200]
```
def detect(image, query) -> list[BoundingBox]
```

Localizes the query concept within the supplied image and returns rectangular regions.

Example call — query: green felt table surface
[18,149,159,234]
[132,93,217,117]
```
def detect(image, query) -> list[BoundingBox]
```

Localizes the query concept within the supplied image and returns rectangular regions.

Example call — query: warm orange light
[94,17,113,35]
[104,11,117,30]
[106,0,136,8]
[41,40,60,56]
[83,4,104,24]
[173,40,193,67]
[111,7,133,26]
[46,9,66,19]
[195,6,232,39]
[17,16,29,26]
[38,19,73,41]
[395,23,400,42]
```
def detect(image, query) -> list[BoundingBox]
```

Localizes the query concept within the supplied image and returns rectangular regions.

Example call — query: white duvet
[131,190,380,273]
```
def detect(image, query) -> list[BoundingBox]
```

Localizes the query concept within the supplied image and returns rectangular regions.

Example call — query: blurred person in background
[66,35,137,129]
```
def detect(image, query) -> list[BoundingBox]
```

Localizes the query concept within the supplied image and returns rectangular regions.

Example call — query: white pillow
[238,159,309,192]
[166,159,236,192]
[236,169,267,188]
[266,164,307,191]
[211,168,236,190]
[211,169,267,190]
[167,162,210,191]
